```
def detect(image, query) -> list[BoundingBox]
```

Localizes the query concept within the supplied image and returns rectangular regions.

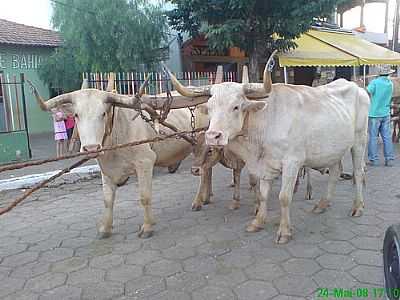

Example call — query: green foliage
[39,0,168,92]
[167,0,350,57]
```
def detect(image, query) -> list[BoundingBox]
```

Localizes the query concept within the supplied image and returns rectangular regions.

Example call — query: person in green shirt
[367,66,395,167]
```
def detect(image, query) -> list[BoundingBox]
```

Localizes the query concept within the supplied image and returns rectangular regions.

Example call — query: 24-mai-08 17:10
[317,287,400,298]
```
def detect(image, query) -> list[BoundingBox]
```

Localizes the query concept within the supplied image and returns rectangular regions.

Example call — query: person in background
[52,109,68,157]
[65,113,75,150]
[367,65,395,167]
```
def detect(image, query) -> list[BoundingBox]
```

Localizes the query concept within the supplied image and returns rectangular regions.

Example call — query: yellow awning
[279,29,400,67]
[278,32,358,67]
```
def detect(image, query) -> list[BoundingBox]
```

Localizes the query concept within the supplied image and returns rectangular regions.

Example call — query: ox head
[27,74,145,154]
[191,133,223,176]
[166,51,276,146]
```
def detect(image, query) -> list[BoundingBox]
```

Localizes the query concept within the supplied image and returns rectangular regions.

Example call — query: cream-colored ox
[29,81,209,239]
[167,52,370,244]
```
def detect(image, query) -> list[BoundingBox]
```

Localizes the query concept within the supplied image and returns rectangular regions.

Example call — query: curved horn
[81,78,89,89]
[26,79,72,111]
[215,65,223,84]
[242,50,277,99]
[104,92,140,109]
[242,65,249,84]
[263,50,277,94]
[138,75,150,97]
[106,73,115,92]
[162,63,211,98]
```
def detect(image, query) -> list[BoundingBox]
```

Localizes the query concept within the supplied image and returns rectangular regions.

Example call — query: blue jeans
[368,116,394,162]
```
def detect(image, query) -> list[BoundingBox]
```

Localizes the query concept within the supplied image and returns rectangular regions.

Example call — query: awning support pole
[363,65,366,87]
[353,66,357,81]
[284,67,288,84]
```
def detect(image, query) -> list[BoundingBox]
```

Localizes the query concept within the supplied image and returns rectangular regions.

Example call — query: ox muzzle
[82,144,104,157]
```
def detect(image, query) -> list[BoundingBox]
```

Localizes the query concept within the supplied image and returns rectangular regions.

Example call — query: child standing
[52,110,68,157]
[65,113,75,151]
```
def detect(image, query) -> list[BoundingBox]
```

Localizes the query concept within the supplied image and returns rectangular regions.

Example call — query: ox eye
[207,149,213,156]
[102,112,106,118]
[233,106,239,111]
[74,113,78,118]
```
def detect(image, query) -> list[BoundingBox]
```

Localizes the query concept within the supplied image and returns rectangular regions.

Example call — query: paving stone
[1,251,40,267]
[25,272,67,293]
[183,255,219,274]
[351,249,383,267]
[67,267,105,286]
[235,280,278,300]
[61,237,92,248]
[282,258,321,275]
[10,261,50,279]
[0,277,26,298]
[89,254,124,269]
[217,249,255,268]
[39,247,74,263]
[205,267,248,288]
[161,245,196,260]
[0,266,11,280]
[312,269,357,289]
[350,265,384,285]
[125,249,162,266]
[273,275,318,297]
[245,262,286,281]
[125,275,165,298]
[0,243,28,257]
[271,295,306,300]
[106,264,143,283]
[192,285,236,300]
[2,290,39,300]
[51,257,88,273]
[81,282,124,300]
[287,243,324,258]
[350,236,383,251]
[166,272,207,292]
[318,240,355,255]
[316,253,357,271]
[150,290,191,300]
[39,285,81,300]
[145,258,182,277]
[111,242,142,255]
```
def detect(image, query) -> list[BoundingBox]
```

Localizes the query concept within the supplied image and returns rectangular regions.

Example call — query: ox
[167,52,370,244]
[28,79,209,238]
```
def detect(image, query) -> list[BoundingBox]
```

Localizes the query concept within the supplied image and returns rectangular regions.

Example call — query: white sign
[0,53,43,70]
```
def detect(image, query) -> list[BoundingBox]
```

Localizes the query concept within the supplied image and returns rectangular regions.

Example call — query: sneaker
[385,160,394,167]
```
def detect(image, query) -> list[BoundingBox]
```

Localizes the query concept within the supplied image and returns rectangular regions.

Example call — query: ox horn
[243,50,277,98]
[81,78,89,89]
[26,79,72,111]
[242,65,249,84]
[162,63,211,97]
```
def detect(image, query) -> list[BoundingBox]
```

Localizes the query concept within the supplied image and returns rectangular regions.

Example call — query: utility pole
[393,0,400,51]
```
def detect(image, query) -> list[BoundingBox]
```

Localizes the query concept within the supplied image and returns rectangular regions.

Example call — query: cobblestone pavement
[0,155,398,300]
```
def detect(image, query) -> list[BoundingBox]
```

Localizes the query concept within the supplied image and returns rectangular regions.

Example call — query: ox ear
[242,100,266,112]
[197,103,208,115]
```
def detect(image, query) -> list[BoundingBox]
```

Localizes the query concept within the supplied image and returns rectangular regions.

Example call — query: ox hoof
[229,200,240,210]
[311,199,330,214]
[275,233,291,244]
[202,199,212,205]
[192,203,203,211]
[350,207,363,217]
[97,231,112,239]
[246,222,264,233]
[138,225,153,239]
[305,190,313,200]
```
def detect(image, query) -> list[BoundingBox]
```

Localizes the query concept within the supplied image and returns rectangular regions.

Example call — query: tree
[39,0,168,91]
[167,0,350,81]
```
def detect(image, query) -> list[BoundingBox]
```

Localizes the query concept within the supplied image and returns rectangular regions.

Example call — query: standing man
[367,66,395,166]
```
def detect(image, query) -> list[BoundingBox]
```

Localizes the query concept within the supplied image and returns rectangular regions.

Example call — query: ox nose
[206,131,223,145]
[82,144,102,157]
[191,166,201,176]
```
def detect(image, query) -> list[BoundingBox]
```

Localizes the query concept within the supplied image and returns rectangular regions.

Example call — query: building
[0,19,61,164]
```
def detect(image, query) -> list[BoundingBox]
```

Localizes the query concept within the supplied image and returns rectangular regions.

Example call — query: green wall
[0,44,54,134]
[0,131,29,163]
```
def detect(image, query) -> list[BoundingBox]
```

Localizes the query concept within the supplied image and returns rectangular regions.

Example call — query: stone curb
[0,165,101,192]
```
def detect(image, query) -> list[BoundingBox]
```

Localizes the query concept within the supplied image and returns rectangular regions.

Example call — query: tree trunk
[248,45,260,83]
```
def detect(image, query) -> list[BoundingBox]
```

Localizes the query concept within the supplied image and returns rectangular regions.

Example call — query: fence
[0,73,31,163]
[82,71,238,95]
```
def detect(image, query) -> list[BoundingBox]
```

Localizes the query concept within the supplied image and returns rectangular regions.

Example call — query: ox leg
[246,178,272,233]
[203,167,213,204]
[97,173,117,238]
[136,159,156,238]
[312,163,340,214]
[229,168,241,210]
[276,162,301,244]
[350,145,366,217]
[305,168,313,200]
[192,168,212,211]
[249,173,257,191]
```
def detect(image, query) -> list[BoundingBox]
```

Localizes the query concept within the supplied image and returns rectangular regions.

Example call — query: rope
[0,157,91,215]
[0,127,207,215]
[0,127,207,174]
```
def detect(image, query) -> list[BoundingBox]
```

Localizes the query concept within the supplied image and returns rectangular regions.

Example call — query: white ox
[167,53,370,244]
[29,82,209,238]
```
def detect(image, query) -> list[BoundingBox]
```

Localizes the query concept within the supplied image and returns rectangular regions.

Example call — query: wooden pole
[13,75,21,130]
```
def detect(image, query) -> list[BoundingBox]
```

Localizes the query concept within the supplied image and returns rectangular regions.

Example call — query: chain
[135,94,157,132]
[189,106,196,139]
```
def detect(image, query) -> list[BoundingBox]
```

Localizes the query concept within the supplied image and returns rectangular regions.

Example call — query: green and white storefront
[0,19,61,164]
